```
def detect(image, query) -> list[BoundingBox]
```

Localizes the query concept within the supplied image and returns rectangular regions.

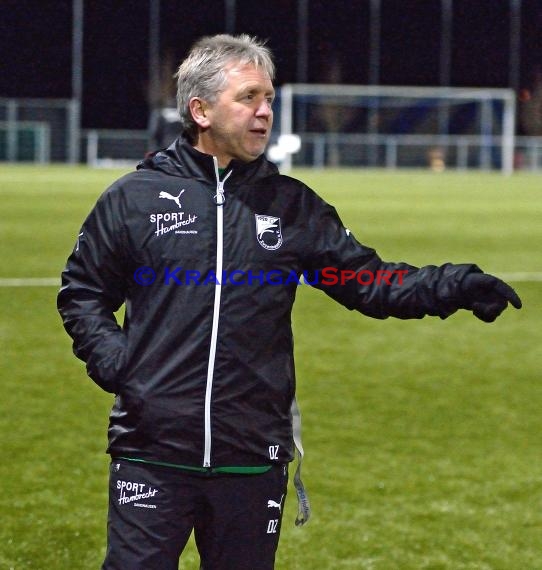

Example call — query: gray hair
[175,34,275,144]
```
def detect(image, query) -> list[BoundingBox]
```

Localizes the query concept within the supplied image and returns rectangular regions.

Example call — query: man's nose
[255,100,272,119]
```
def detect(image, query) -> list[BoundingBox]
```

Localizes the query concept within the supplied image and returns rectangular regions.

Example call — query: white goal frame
[279,84,516,174]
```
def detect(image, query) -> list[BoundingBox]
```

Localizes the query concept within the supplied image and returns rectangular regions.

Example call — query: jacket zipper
[203,158,232,467]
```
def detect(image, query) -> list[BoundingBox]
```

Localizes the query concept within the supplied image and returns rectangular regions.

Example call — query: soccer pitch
[1,165,541,569]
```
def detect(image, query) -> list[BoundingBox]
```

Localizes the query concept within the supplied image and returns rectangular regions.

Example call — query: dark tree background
[2,0,541,129]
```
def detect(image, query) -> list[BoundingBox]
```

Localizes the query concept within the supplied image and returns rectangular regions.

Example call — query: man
[148,104,183,150]
[57,34,521,570]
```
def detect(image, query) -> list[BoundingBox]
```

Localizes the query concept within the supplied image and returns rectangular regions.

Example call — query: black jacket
[57,137,480,468]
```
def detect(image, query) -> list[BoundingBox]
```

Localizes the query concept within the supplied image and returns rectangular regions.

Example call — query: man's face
[196,63,275,166]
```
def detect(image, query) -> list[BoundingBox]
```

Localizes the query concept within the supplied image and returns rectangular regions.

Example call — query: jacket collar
[138,135,279,185]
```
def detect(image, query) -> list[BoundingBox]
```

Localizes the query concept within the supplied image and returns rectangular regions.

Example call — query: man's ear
[189,97,210,128]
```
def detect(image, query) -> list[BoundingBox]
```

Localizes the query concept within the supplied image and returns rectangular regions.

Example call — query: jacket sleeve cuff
[434,263,483,319]
[85,335,127,393]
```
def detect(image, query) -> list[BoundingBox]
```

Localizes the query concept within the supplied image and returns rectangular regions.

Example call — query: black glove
[461,273,522,323]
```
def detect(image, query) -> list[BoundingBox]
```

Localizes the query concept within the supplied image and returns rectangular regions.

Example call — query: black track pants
[102,459,288,570]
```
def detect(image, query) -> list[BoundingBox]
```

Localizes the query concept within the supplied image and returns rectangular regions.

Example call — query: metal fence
[83,129,149,167]
[1,96,542,173]
[0,120,51,163]
[294,133,542,171]
[0,98,79,163]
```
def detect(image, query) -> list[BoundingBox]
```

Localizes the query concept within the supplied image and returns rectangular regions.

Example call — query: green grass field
[1,165,541,569]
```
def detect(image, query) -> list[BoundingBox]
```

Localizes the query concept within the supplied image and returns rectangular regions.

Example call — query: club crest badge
[255,214,283,250]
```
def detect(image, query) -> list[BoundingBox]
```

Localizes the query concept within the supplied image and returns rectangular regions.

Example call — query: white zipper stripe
[203,158,232,467]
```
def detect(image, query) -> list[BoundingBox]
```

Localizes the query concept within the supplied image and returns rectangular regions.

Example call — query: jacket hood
[137,135,280,185]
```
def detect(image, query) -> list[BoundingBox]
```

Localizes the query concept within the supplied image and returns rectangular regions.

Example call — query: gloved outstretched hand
[461,273,522,322]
